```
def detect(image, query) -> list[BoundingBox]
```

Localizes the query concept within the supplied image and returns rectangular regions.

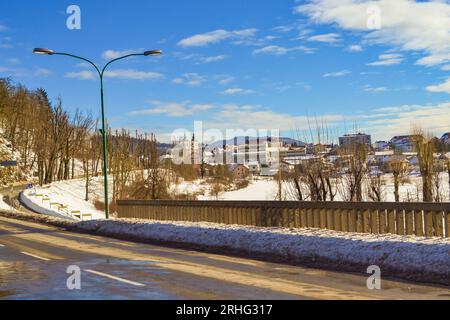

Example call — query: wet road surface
[0,216,449,300]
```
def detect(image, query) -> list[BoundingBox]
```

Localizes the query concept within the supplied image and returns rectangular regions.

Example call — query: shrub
[94,200,117,213]
[235,179,250,190]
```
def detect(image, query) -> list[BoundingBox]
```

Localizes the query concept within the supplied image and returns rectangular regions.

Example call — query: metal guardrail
[117,200,450,238]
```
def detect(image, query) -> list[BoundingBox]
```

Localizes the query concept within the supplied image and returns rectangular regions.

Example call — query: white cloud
[363,85,388,93]
[0,37,13,49]
[33,68,51,77]
[253,45,289,55]
[65,71,96,80]
[272,25,294,33]
[296,0,450,67]
[178,28,257,47]
[172,73,206,86]
[253,45,314,56]
[296,28,314,40]
[215,75,235,85]
[0,66,51,78]
[76,62,91,68]
[128,101,214,117]
[173,52,229,64]
[346,44,363,52]
[221,88,255,95]
[209,107,344,131]
[7,58,20,65]
[105,69,163,80]
[367,53,404,66]
[323,70,352,77]
[198,55,229,63]
[213,101,447,141]
[426,78,450,94]
[149,101,450,142]
[264,35,279,41]
[102,49,141,59]
[362,103,450,138]
[66,69,163,80]
[307,33,341,43]
[0,25,8,32]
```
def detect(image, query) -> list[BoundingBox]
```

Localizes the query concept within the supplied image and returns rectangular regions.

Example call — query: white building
[373,141,389,151]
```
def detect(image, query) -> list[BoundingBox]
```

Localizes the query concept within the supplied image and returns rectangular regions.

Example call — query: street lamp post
[33,48,162,219]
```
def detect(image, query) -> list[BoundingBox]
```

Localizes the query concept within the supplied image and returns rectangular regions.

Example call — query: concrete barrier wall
[117,200,450,238]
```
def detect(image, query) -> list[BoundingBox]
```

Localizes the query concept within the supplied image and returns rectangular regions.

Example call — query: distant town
[164,131,450,178]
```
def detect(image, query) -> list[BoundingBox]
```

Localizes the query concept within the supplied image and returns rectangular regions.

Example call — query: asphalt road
[0,216,449,300]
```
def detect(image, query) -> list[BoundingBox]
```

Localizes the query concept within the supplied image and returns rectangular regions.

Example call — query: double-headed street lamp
[33,48,162,219]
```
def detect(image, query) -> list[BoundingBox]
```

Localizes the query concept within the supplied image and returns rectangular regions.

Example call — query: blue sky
[1,0,450,143]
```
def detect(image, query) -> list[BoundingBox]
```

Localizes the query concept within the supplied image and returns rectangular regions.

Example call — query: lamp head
[33,48,55,55]
[144,50,162,56]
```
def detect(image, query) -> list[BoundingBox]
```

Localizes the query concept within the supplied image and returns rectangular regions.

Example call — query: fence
[117,200,450,238]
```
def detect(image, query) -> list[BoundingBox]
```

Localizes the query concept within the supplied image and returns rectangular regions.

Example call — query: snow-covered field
[200,174,450,202]
[172,180,209,197]
[0,209,448,286]
[200,179,279,200]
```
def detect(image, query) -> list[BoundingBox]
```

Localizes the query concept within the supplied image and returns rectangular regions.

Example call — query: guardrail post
[425,210,434,237]
[434,211,444,238]
[341,209,349,232]
[348,209,357,232]
[379,209,387,234]
[362,209,371,233]
[292,208,297,228]
[405,210,414,235]
[414,210,424,237]
[387,209,396,234]
[300,208,307,228]
[306,208,313,228]
[319,208,327,229]
[370,210,379,234]
[445,211,450,238]
[356,209,364,233]
[242,206,246,225]
[396,209,405,235]
[326,208,334,230]
[333,208,341,231]
[313,208,320,228]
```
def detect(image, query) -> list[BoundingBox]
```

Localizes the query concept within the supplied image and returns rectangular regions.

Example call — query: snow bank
[1,209,448,286]
[0,194,14,211]
[20,186,105,221]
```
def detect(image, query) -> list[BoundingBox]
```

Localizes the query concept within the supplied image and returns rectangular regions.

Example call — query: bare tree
[342,144,366,202]
[413,129,434,202]
[447,156,450,201]
[367,173,383,202]
[433,161,445,202]
[130,133,170,200]
[110,129,135,201]
[389,157,407,202]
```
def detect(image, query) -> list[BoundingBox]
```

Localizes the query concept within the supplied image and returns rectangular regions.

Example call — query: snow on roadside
[20,186,105,221]
[0,194,15,211]
[1,209,448,285]
[80,219,450,278]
